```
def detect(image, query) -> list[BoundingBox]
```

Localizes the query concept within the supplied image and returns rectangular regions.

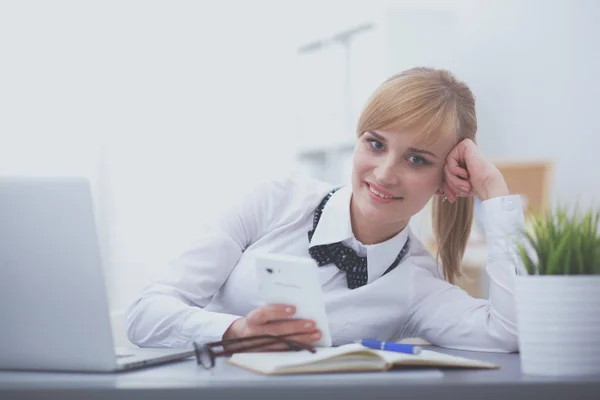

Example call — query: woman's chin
[361,195,399,219]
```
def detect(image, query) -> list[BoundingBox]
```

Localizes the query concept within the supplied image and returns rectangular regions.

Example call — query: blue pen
[356,339,422,355]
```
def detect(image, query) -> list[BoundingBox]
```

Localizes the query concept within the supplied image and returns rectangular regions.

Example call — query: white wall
[453,0,600,208]
[0,0,301,311]
[96,1,303,311]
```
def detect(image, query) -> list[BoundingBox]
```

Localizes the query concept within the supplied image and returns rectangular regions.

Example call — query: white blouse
[125,173,525,352]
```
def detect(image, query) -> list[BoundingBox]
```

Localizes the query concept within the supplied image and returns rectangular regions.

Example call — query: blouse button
[502,197,516,211]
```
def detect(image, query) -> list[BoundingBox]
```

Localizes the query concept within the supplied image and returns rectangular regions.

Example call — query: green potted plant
[516,205,600,376]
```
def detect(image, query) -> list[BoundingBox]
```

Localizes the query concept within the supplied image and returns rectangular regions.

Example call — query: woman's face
[351,129,456,234]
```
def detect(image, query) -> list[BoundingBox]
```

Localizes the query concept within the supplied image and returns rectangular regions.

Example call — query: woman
[125,67,525,352]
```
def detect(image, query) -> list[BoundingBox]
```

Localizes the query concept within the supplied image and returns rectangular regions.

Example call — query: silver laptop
[0,177,194,372]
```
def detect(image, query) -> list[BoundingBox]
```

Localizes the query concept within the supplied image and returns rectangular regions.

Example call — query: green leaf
[518,243,537,275]
[547,233,570,275]
[575,237,584,275]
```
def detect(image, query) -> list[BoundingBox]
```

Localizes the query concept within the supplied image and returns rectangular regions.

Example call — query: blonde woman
[125,67,524,353]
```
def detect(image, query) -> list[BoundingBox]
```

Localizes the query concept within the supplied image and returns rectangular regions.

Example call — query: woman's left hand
[442,139,509,203]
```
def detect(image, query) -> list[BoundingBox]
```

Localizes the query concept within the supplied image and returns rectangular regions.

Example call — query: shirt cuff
[179,309,243,347]
[480,195,525,256]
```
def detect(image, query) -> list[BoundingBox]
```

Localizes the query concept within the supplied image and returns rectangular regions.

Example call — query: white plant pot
[515,275,600,376]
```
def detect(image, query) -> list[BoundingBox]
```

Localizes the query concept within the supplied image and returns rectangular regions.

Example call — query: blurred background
[1,0,598,320]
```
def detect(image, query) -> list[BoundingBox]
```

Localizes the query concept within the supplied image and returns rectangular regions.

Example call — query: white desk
[1,346,598,400]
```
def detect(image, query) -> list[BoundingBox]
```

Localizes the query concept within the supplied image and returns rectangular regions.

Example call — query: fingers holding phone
[246,304,322,343]
[223,304,321,351]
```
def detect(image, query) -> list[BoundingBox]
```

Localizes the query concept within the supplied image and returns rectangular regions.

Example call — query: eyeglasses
[194,333,317,369]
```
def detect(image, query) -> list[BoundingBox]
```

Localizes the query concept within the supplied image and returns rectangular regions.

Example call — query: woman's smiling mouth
[366,182,403,202]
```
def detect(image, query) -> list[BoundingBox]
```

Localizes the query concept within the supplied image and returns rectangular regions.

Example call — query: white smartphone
[254,252,332,347]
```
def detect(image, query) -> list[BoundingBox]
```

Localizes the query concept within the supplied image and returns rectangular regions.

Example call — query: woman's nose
[373,160,400,187]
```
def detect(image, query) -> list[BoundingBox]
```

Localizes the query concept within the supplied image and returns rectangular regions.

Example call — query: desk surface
[0,346,598,400]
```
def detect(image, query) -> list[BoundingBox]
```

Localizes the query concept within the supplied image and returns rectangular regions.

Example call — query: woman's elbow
[486,326,519,353]
[496,334,519,353]
[124,298,149,347]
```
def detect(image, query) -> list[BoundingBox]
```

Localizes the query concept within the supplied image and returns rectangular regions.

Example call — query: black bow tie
[307,188,409,289]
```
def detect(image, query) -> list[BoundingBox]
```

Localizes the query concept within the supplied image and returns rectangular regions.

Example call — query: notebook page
[271,355,387,374]
[228,344,380,374]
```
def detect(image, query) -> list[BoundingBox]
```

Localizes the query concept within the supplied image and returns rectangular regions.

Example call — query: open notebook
[228,343,499,375]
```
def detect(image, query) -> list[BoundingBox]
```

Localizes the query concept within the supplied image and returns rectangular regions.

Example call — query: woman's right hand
[222,304,321,350]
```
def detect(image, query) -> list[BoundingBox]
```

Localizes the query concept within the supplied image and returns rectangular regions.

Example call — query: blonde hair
[356,67,476,284]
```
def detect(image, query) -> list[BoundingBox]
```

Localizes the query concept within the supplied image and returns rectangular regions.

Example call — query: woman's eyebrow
[407,147,438,159]
[365,130,387,142]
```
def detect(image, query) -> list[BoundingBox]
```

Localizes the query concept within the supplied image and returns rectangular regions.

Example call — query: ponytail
[431,195,474,284]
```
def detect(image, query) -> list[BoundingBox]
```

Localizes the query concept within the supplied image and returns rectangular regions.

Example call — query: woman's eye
[408,155,428,165]
[368,139,385,151]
